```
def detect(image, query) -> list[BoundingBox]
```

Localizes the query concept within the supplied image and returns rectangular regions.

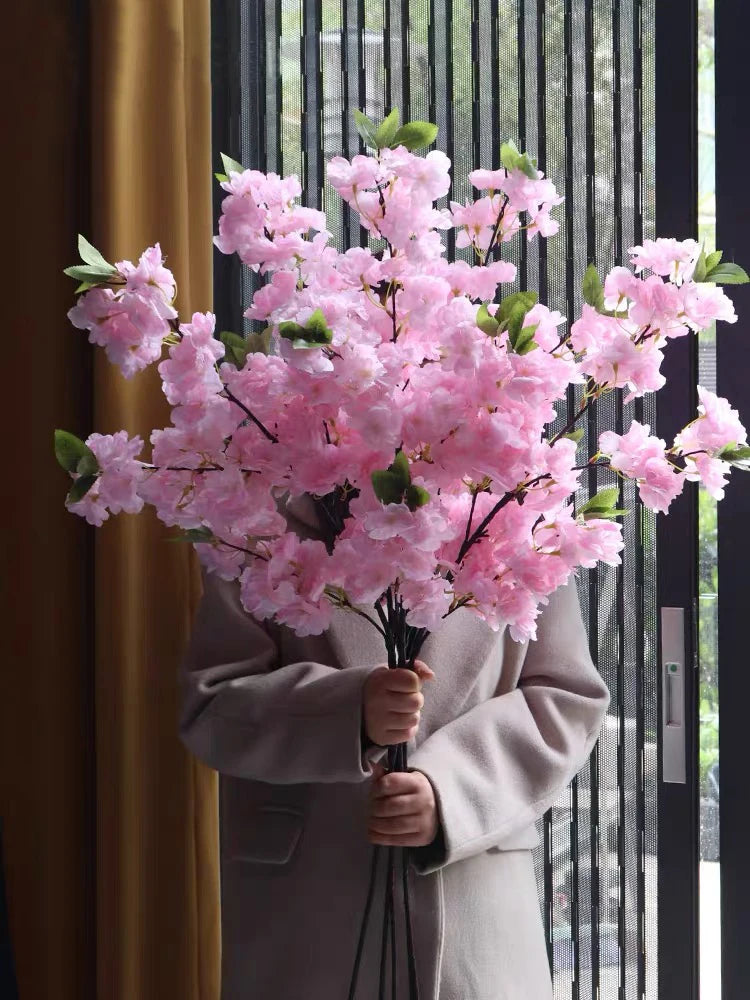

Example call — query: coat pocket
[485,821,541,853]
[225,804,305,865]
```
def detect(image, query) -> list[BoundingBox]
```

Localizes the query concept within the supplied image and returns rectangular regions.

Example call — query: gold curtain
[3,2,220,998]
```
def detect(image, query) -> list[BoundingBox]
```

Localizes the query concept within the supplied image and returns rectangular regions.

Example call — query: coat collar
[281,492,325,536]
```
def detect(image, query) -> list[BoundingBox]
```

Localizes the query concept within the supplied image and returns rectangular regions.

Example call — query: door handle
[661,606,686,784]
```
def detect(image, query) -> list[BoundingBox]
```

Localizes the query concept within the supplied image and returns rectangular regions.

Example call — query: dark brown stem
[216,539,269,561]
[549,394,598,444]
[221,383,279,443]
[462,490,479,553]
[633,323,652,346]
[347,846,382,1000]
[143,463,258,475]
[401,844,420,1000]
[571,460,612,472]
[333,598,387,638]
[551,329,572,352]
[441,595,472,620]
[483,194,510,262]
[454,474,552,565]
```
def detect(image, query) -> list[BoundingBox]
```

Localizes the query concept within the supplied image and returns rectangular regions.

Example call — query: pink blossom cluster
[598,385,748,508]
[61,144,747,642]
[66,430,146,526]
[674,386,748,500]
[569,245,737,405]
[67,245,177,378]
[456,165,565,246]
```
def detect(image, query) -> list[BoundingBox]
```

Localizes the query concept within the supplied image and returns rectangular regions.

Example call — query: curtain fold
[3,2,220,998]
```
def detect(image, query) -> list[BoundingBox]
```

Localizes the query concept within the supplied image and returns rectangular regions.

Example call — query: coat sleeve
[178,567,383,785]
[407,577,610,874]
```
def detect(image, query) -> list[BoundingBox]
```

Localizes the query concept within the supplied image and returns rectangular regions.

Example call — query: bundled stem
[349,588,426,1000]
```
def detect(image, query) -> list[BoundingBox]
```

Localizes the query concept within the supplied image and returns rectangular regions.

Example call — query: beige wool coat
[178,499,611,1000]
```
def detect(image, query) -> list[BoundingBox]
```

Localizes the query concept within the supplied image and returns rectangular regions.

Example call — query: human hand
[367,764,439,847]
[362,660,435,747]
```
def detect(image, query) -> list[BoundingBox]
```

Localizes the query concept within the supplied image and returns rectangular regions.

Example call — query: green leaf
[375,108,400,148]
[705,250,723,272]
[220,152,246,176]
[500,139,537,179]
[505,302,530,346]
[279,309,333,349]
[390,121,438,151]
[583,507,630,521]
[279,310,334,349]
[304,308,334,344]
[718,443,750,464]
[219,330,250,369]
[579,487,620,516]
[513,323,539,355]
[76,450,100,476]
[692,245,708,284]
[278,320,307,342]
[582,263,605,310]
[78,235,113,271]
[371,450,414,505]
[63,264,118,284]
[353,109,380,148]
[389,450,411,489]
[405,484,430,510]
[371,469,406,505]
[704,262,750,285]
[214,172,229,183]
[476,302,500,336]
[74,282,94,294]
[54,429,89,472]
[246,328,272,356]
[66,474,97,504]
[500,140,523,173]
[561,428,585,444]
[496,290,538,326]
[166,526,216,543]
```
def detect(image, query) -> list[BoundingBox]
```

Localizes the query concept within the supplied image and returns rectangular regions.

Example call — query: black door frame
[654,2,701,999]
[715,3,750,998]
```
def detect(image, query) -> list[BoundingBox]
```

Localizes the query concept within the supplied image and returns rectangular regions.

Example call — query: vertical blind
[211,2,658,996]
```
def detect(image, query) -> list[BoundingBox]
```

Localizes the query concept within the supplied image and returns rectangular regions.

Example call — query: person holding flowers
[55,109,748,998]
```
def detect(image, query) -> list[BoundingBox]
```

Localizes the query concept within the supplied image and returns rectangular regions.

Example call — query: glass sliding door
[209,3,720,998]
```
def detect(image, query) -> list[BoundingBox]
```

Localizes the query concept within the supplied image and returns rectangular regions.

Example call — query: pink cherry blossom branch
[549,384,606,444]
[220,382,279,443]
[454,473,553,566]
[482,194,510,263]
[217,538,269,561]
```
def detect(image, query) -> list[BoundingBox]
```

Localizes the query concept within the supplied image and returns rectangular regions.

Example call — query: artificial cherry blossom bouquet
[55,106,747,996]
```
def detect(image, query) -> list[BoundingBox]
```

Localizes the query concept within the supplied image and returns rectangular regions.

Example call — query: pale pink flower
[679,282,737,331]
[628,238,700,284]
[66,431,145,525]
[158,312,225,405]
[116,243,176,304]
[682,452,731,500]
[68,286,175,378]
[599,421,685,513]
[245,270,298,320]
[674,385,747,455]
[194,542,247,581]
[468,167,508,191]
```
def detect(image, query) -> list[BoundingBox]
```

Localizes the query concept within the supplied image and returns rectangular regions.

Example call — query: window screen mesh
[214,2,658,996]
